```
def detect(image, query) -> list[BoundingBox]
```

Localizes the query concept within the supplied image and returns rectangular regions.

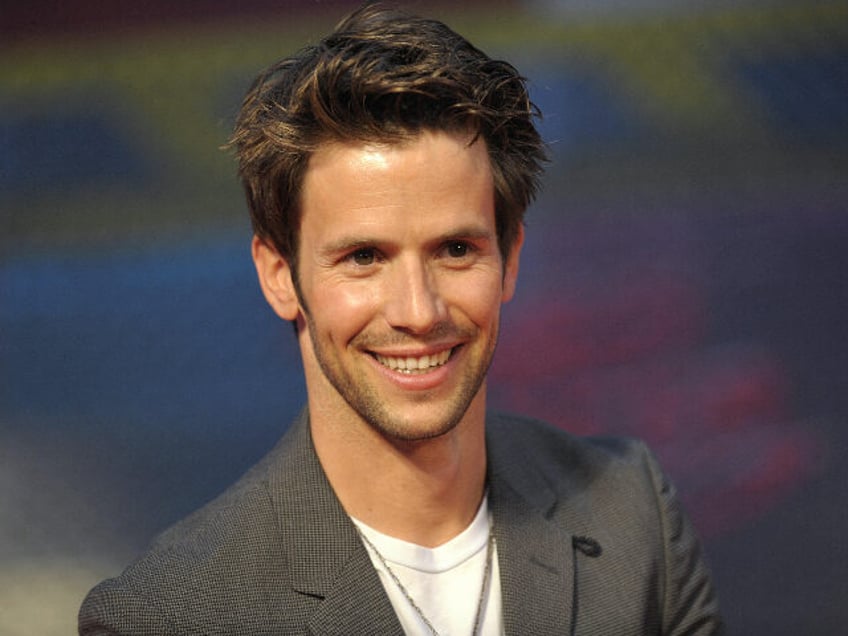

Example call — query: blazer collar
[267,409,404,635]
[266,409,575,635]
[487,412,576,635]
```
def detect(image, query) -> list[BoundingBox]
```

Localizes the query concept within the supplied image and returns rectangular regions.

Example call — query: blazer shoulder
[487,410,654,484]
[487,411,723,634]
[80,434,296,635]
[486,410,672,536]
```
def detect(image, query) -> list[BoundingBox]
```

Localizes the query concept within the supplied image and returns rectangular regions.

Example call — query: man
[80,4,722,634]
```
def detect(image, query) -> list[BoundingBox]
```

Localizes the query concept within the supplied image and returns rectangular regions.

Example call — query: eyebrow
[319,237,380,259]
[319,225,495,257]
[434,226,496,244]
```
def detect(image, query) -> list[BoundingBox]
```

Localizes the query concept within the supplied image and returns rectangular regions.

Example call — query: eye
[350,248,376,266]
[446,242,469,258]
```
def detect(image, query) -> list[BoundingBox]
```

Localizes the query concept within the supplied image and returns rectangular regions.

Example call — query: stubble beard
[303,311,498,443]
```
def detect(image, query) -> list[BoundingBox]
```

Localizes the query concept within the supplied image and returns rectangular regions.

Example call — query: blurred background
[1,0,846,633]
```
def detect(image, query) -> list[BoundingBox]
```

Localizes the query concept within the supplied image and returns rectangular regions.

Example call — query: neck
[309,396,488,548]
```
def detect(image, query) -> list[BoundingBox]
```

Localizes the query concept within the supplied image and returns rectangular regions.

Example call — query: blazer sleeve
[78,579,181,636]
[643,444,724,635]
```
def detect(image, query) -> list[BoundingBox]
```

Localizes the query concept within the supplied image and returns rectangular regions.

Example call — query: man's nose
[383,257,446,334]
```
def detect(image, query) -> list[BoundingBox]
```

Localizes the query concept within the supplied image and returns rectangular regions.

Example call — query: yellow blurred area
[0,558,119,635]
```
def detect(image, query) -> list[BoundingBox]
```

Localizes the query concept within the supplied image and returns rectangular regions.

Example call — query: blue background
[1,1,846,633]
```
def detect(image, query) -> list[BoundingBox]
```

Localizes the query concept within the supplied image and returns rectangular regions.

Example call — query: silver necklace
[355,523,496,636]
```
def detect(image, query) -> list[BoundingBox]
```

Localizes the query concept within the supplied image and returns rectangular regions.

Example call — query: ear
[501,224,524,303]
[252,235,300,321]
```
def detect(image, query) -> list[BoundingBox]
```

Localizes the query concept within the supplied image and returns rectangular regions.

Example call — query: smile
[374,349,453,374]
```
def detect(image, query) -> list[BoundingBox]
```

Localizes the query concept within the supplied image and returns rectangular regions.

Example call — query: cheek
[445,275,505,325]
[310,282,381,334]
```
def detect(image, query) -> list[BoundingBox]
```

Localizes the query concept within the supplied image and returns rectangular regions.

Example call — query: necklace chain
[355,523,496,636]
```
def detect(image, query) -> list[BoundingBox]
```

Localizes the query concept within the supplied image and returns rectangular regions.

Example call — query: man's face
[287,130,521,442]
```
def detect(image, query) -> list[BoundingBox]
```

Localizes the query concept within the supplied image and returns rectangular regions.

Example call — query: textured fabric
[79,409,723,635]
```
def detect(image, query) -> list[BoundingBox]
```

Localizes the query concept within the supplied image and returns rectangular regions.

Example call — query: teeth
[376,349,452,374]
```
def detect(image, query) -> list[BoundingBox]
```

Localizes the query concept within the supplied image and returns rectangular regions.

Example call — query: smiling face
[255,130,522,443]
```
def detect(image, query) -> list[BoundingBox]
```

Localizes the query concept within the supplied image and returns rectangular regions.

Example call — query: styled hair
[229,3,546,270]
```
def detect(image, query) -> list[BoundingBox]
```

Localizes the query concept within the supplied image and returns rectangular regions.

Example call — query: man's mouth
[374,348,453,374]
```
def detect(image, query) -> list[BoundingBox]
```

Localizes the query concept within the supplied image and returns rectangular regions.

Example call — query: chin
[364,410,465,444]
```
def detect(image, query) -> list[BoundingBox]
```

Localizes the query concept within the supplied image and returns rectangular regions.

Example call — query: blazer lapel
[268,410,404,635]
[305,546,405,635]
[266,410,579,634]
[487,415,576,635]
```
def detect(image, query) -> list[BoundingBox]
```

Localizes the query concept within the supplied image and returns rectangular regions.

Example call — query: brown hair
[229,3,546,272]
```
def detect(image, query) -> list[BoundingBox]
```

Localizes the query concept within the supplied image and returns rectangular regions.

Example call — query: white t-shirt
[351,497,503,635]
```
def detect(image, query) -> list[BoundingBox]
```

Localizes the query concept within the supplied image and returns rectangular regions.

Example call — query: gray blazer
[79,410,722,635]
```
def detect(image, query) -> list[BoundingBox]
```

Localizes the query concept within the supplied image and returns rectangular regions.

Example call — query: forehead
[303,131,492,190]
[301,130,493,207]
[310,127,486,166]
